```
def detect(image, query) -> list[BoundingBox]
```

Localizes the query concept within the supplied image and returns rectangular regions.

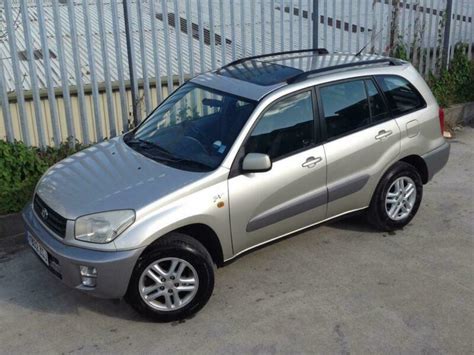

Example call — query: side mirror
[242,153,272,173]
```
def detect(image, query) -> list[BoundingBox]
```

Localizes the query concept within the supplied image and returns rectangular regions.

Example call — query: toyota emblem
[41,208,48,220]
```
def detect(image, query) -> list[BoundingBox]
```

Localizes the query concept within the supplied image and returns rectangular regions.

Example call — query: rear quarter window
[375,75,426,116]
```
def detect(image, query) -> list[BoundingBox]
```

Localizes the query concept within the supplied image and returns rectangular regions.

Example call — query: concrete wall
[444,102,474,128]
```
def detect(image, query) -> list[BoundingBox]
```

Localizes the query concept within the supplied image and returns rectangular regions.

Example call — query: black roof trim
[287,58,405,83]
[222,48,329,68]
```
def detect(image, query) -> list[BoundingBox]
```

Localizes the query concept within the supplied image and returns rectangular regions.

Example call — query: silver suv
[23,50,450,322]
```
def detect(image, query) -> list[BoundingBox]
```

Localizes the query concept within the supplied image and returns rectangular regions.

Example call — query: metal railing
[0,0,472,147]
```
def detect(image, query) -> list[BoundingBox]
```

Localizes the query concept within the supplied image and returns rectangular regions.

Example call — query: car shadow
[2,212,381,322]
[325,211,382,234]
[0,244,155,323]
[224,211,382,267]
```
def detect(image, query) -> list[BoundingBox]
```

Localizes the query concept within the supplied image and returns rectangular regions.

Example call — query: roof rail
[222,48,329,68]
[287,58,404,83]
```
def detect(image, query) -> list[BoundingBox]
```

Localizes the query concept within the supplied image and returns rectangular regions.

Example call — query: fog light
[81,276,97,287]
[80,265,97,287]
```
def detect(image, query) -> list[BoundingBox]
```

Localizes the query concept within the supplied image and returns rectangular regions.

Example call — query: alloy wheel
[385,176,417,221]
[138,257,199,312]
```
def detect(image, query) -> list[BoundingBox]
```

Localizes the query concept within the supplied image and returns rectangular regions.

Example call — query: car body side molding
[246,188,327,232]
[327,174,370,202]
[245,174,371,233]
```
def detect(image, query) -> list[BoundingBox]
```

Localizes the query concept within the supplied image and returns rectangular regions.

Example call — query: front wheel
[126,233,215,322]
[368,161,423,231]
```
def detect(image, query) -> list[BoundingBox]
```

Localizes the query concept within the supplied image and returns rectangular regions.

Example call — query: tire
[125,233,215,322]
[368,161,423,232]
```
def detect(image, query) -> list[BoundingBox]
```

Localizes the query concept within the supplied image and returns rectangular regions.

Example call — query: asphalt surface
[0,126,473,354]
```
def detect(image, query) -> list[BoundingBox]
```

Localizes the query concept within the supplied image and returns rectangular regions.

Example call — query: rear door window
[319,79,370,139]
[375,75,425,116]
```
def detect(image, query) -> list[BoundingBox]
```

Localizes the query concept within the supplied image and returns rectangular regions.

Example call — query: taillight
[438,108,445,135]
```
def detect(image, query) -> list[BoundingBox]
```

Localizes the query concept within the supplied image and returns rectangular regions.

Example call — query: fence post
[389,0,401,56]
[312,0,319,48]
[0,59,13,143]
[441,0,453,69]
[123,0,139,128]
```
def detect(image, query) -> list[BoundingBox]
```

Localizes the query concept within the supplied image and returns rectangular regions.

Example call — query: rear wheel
[368,162,423,231]
[126,233,214,322]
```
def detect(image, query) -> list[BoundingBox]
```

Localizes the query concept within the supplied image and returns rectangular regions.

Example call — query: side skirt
[224,206,368,263]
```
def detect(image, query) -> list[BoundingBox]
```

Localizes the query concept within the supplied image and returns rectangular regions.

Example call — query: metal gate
[0,0,472,147]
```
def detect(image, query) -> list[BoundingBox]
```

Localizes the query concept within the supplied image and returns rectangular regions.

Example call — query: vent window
[275,5,371,33]
[18,49,57,61]
[156,12,231,46]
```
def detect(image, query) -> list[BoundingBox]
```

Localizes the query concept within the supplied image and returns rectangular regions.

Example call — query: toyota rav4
[23,49,450,322]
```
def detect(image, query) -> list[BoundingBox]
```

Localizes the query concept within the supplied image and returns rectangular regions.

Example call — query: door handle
[302,156,322,168]
[375,129,393,140]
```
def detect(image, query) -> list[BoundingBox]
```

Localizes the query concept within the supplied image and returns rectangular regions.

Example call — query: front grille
[33,195,67,238]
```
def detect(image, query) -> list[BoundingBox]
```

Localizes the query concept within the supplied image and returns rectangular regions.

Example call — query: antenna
[355,28,384,57]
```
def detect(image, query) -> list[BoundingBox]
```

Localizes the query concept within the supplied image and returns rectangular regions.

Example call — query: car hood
[36,137,209,220]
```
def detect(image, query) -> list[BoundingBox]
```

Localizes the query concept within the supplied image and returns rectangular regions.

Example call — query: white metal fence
[0,0,472,147]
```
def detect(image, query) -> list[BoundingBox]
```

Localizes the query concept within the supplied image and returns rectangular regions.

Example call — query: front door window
[245,91,315,160]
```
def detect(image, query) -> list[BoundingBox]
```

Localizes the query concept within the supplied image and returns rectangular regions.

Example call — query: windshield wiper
[126,137,213,171]
[126,138,177,159]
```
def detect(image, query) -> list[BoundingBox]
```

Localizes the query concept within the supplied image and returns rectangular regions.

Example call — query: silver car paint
[114,167,233,258]
[24,60,449,298]
[241,153,272,172]
[323,117,402,217]
[392,67,446,162]
[36,137,210,220]
[34,136,219,252]
[23,205,145,298]
[228,145,328,254]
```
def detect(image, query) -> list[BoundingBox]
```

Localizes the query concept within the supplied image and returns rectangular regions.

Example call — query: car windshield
[125,83,256,171]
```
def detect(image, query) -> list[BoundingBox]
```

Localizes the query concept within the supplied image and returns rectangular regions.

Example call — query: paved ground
[0,127,473,354]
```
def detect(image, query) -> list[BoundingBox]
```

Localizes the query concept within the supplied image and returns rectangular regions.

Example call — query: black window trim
[315,75,394,143]
[373,74,427,119]
[365,76,394,124]
[369,75,394,122]
[364,79,373,120]
[229,87,321,178]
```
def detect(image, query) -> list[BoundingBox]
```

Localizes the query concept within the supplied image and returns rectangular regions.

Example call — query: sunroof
[217,60,303,86]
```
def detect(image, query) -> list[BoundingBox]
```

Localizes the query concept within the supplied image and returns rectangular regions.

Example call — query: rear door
[228,90,328,254]
[317,77,401,218]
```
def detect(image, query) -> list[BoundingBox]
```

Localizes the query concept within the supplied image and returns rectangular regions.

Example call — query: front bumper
[22,204,145,299]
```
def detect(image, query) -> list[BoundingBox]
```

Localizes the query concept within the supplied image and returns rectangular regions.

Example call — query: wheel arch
[368,155,427,208]
[141,223,225,267]
[399,154,429,184]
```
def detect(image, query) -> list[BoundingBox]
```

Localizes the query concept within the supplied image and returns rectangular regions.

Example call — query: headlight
[75,210,135,244]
